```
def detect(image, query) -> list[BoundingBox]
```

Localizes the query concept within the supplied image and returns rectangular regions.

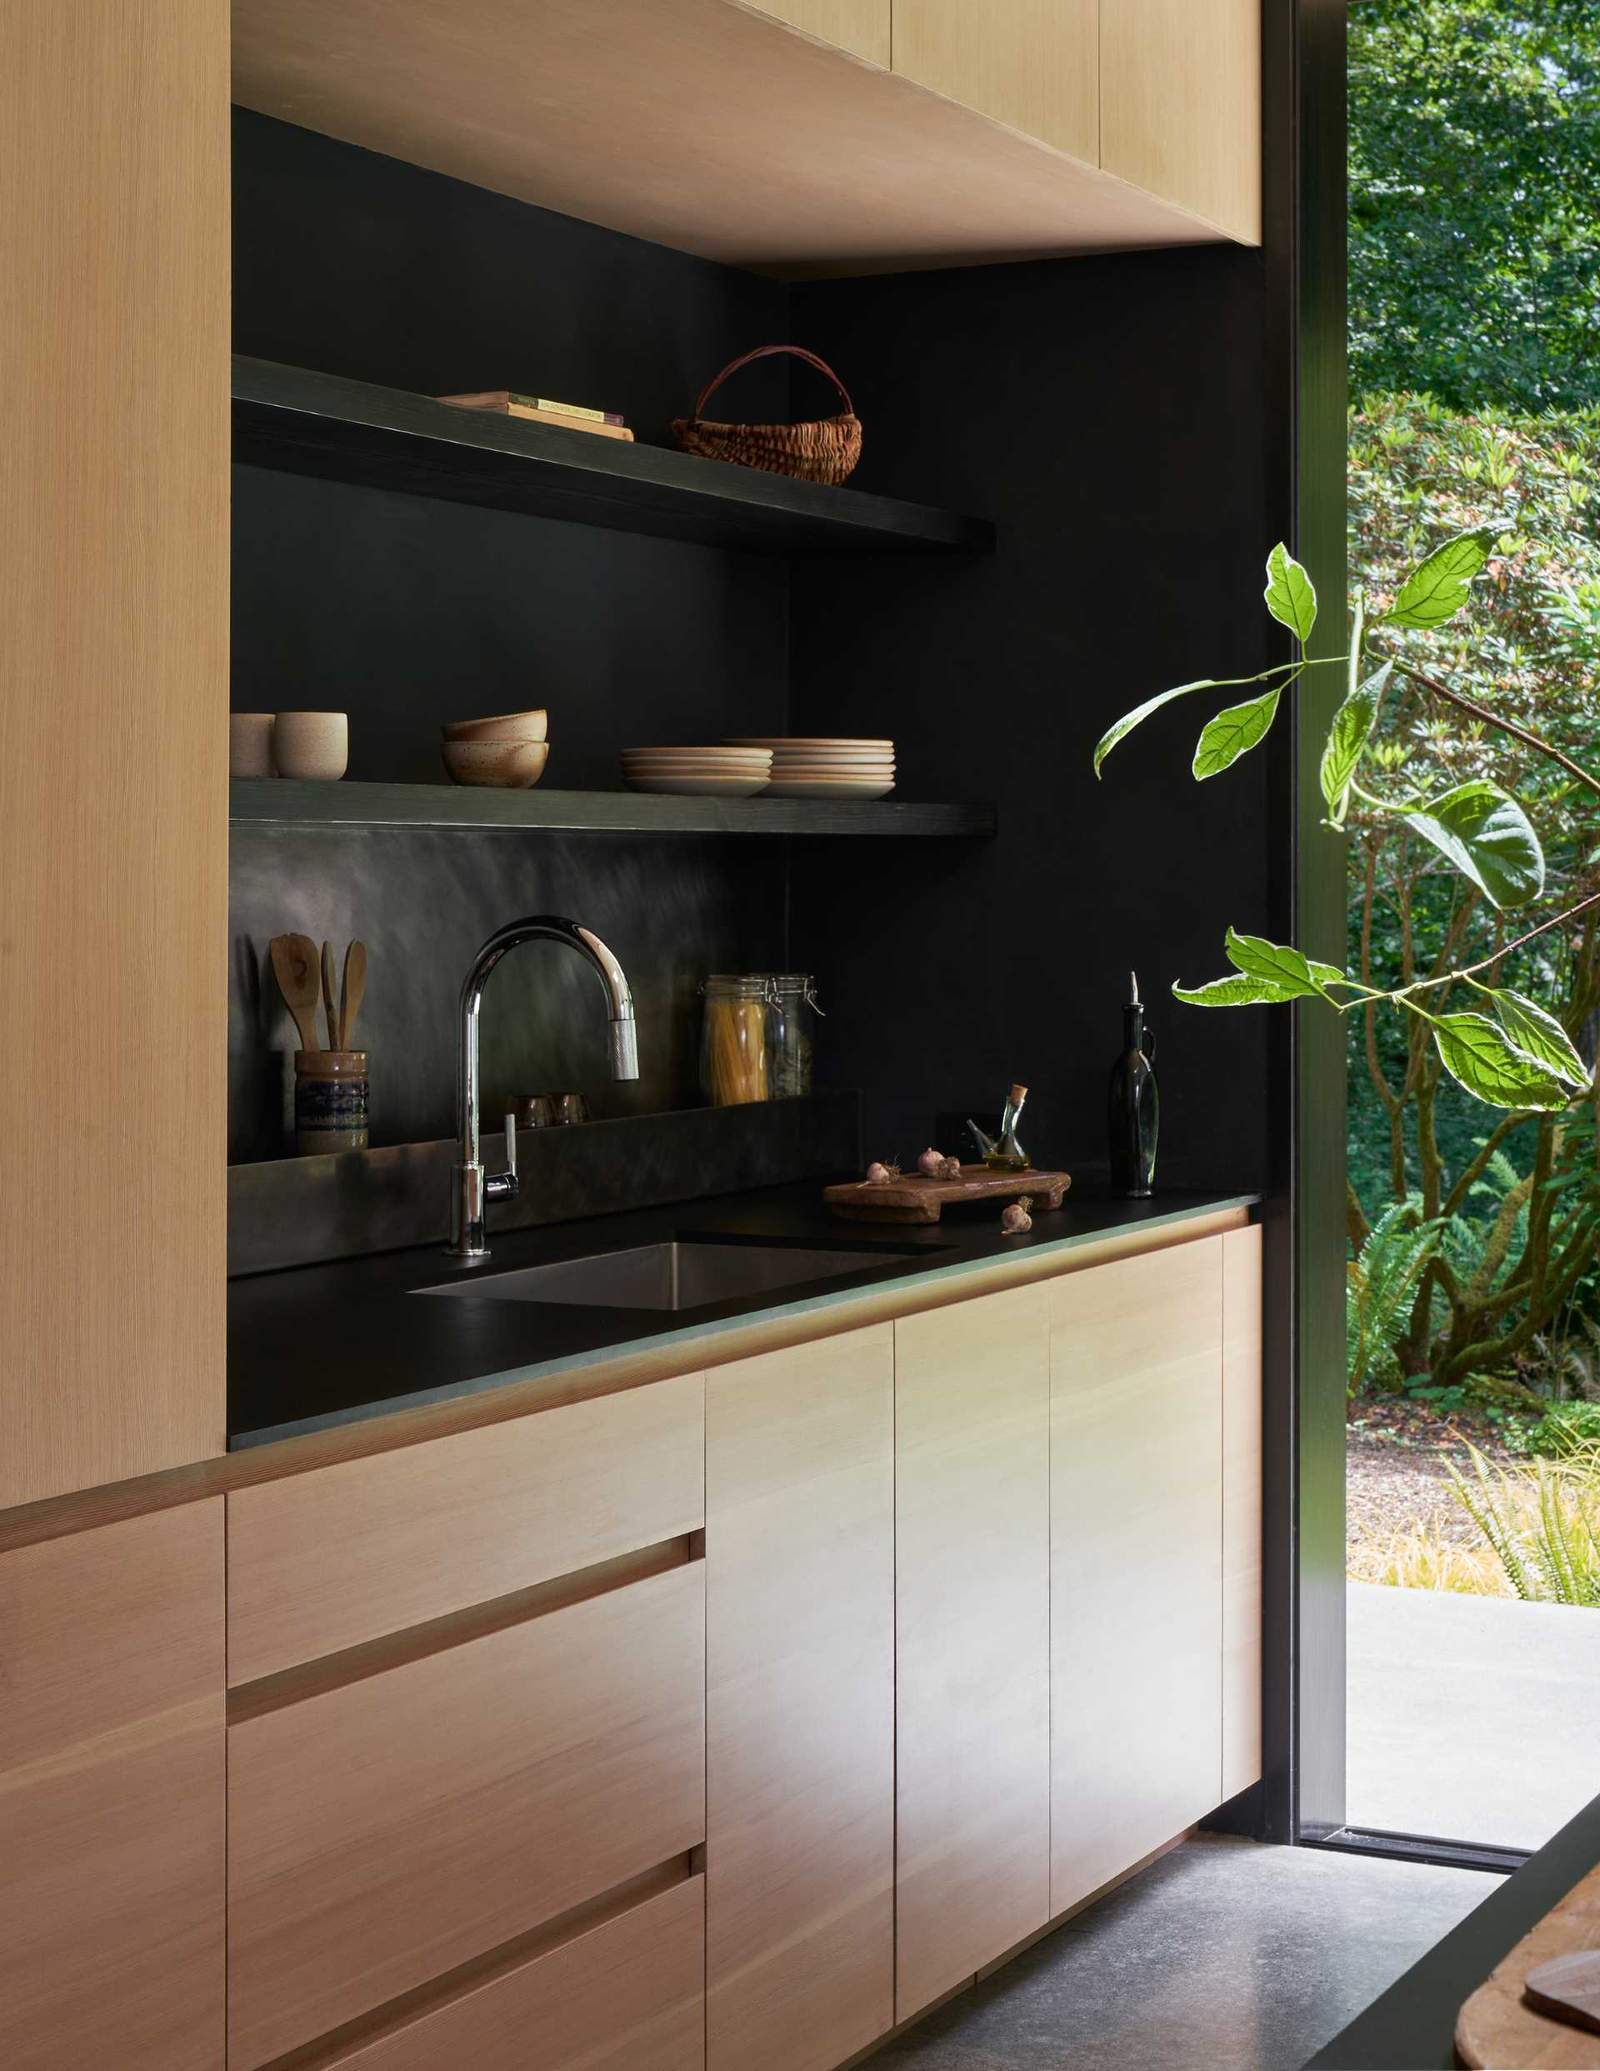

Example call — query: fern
[1449,1442,1600,1605]
[1348,1197,1443,1392]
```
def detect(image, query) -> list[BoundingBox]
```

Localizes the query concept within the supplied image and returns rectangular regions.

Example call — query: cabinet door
[2,0,229,1509]
[1050,1238,1224,1916]
[895,1284,1051,2021]
[1100,0,1261,241]
[0,1504,226,2071]
[745,1,890,67]
[892,0,1099,162]
[1222,1224,1264,1799]
[706,1327,894,2071]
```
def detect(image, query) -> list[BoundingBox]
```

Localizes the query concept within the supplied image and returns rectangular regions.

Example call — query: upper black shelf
[232,357,994,555]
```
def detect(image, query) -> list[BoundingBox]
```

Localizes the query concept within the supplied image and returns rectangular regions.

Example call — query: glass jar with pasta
[700,974,772,1106]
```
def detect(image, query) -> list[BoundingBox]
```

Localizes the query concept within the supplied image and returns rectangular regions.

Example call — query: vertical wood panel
[743,0,890,66]
[706,1327,895,2071]
[0,0,230,1508]
[0,1505,226,2070]
[1050,1238,1224,1914]
[1222,1224,1264,1799]
[892,0,1100,161]
[1100,0,1262,240]
[895,1283,1051,2021]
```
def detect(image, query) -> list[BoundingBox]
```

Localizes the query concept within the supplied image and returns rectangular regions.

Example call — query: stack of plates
[724,737,896,800]
[620,745,773,797]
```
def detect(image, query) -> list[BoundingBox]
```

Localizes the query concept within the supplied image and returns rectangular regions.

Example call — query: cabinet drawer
[227,1371,704,1683]
[228,1559,706,2069]
[321,1872,704,2070]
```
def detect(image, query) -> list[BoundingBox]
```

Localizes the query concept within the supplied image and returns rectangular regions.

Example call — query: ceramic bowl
[442,708,549,744]
[273,711,349,781]
[442,738,550,788]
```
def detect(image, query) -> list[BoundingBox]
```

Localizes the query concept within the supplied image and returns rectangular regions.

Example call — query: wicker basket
[672,344,862,486]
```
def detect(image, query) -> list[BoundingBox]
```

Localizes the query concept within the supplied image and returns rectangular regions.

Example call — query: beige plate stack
[620,745,773,797]
[723,736,895,799]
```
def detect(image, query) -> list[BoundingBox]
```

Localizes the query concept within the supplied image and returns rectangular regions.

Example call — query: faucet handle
[485,1112,520,1205]
[503,1111,518,1181]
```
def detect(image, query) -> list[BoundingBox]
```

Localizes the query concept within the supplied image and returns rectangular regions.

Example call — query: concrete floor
[1347,1581,1600,1850]
[875,1835,1493,2071]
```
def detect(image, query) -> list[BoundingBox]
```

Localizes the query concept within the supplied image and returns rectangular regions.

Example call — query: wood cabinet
[706,1327,895,2071]
[746,0,890,66]
[0,1505,226,2071]
[1222,1224,1265,1799]
[1049,1236,1225,1915]
[892,0,1100,163]
[2,0,229,1513]
[227,1559,706,2068]
[1100,0,1262,241]
[894,1283,1051,2020]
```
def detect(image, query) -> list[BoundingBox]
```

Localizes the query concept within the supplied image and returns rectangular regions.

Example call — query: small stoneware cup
[274,711,349,781]
[294,1049,369,1154]
[230,712,277,778]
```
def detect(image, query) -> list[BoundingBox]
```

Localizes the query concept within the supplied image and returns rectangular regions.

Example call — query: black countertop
[228,1180,1258,1449]
[1306,1797,1600,2067]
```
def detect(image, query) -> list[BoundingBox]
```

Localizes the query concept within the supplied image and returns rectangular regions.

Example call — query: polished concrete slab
[875,1835,1494,2071]
[1347,1580,1600,1851]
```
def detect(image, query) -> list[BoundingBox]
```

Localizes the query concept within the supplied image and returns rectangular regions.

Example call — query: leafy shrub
[1528,1401,1600,1456]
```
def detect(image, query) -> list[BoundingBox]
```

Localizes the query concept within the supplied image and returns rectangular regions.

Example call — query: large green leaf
[1225,927,1343,1001]
[1319,660,1392,825]
[1264,544,1318,644]
[1386,527,1501,629]
[1172,973,1296,1006]
[1092,678,1226,778]
[1193,688,1281,780]
[1404,780,1545,910]
[1431,1012,1568,1110]
[1482,989,1592,1090]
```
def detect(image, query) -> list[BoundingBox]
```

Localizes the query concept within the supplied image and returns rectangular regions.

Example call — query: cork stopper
[1010,1082,1028,1104]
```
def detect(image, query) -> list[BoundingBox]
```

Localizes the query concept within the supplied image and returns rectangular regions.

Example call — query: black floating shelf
[231,780,998,840]
[232,357,995,555]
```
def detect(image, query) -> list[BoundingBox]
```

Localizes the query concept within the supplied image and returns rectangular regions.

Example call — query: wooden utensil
[825,1164,1071,1224]
[1457,1863,1600,2067]
[338,940,367,1050]
[269,934,323,1054]
[321,941,338,1049]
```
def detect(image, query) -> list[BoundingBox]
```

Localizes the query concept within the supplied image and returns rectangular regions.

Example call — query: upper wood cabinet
[745,0,890,66]
[1100,0,1262,242]
[0,1504,226,2071]
[1,0,230,1512]
[894,1283,1051,2021]
[706,1329,895,2071]
[892,0,1099,163]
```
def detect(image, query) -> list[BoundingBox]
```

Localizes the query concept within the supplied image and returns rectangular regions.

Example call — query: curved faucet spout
[450,915,638,1258]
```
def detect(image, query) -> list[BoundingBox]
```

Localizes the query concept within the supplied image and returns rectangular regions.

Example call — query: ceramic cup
[294,1049,369,1154]
[230,712,277,778]
[274,711,349,781]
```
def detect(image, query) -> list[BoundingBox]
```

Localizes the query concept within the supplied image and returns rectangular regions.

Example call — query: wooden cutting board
[1457,1864,1600,2067]
[824,1164,1071,1224]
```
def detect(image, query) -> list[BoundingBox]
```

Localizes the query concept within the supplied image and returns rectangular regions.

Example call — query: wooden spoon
[269,934,323,1054]
[339,939,367,1050]
[321,940,339,1050]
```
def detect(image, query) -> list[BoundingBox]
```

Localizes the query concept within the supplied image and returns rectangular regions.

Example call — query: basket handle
[689,344,855,423]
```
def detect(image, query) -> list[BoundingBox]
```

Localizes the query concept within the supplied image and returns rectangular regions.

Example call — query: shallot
[1000,1197,1034,1235]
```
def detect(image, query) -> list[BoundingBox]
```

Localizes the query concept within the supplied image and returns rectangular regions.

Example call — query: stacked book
[437,389,634,442]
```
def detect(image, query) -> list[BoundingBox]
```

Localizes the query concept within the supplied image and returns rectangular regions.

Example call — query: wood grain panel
[1050,1238,1224,1915]
[1221,1224,1263,1800]
[319,1873,704,2071]
[228,1560,706,2068]
[0,1505,225,2070]
[706,1327,894,2071]
[894,1283,1051,2021]
[227,1370,704,1682]
[232,0,1226,278]
[741,0,889,67]
[1,0,229,1511]
[1100,0,1262,241]
[893,0,1099,160]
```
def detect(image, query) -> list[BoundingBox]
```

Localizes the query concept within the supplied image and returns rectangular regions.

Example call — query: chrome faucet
[449,916,639,1258]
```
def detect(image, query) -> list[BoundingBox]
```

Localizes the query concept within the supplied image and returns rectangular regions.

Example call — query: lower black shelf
[230,779,997,839]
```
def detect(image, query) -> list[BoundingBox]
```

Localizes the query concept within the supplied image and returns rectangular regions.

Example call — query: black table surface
[1307,1794,1600,2068]
[228,1179,1256,1450]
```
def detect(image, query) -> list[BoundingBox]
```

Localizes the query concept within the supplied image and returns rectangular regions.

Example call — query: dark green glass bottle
[1108,972,1159,1197]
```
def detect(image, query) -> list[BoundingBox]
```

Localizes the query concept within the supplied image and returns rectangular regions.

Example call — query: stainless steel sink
[419,1240,917,1312]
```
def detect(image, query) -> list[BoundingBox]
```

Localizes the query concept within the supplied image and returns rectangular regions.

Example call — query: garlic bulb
[1000,1197,1034,1235]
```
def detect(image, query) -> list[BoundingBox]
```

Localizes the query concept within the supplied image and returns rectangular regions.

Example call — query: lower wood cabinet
[706,1326,895,2071]
[1222,1224,1265,1799]
[0,1503,226,2071]
[893,1283,1052,2020]
[1049,1235,1225,1915]
[227,1558,706,2068]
